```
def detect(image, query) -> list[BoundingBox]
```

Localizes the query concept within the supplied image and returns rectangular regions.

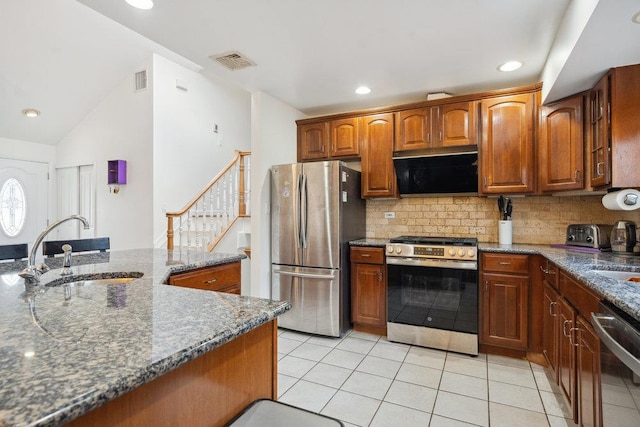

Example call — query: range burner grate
[390,236,478,246]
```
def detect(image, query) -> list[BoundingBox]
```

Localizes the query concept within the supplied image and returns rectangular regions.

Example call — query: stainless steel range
[386,236,478,355]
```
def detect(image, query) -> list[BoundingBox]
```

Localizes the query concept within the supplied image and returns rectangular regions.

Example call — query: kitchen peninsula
[0,249,290,427]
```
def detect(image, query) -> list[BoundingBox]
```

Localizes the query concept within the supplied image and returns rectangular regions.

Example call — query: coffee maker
[610,220,638,255]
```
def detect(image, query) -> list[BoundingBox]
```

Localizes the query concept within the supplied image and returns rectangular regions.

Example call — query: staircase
[166,151,251,253]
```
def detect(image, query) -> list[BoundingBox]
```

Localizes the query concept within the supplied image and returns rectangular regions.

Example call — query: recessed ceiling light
[355,86,371,95]
[498,61,523,72]
[632,11,640,23]
[125,0,154,10]
[22,108,40,118]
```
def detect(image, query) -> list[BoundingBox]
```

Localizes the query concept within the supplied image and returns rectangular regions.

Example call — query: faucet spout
[19,215,90,284]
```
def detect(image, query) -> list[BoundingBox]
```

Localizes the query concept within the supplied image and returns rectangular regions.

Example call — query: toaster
[565,224,612,249]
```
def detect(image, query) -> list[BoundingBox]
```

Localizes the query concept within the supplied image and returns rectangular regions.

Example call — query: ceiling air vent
[134,70,147,92]
[210,51,256,71]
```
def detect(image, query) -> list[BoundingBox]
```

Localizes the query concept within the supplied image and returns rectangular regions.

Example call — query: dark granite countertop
[479,243,640,321]
[0,248,290,427]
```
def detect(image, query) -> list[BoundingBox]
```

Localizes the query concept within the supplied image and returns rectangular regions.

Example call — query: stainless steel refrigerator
[271,161,365,337]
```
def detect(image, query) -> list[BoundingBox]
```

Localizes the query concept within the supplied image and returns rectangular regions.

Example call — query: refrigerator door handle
[295,172,302,249]
[273,269,336,280]
[300,173,308,248]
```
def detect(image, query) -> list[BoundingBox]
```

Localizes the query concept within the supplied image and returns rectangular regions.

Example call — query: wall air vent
[134,70,147,92]
[209,51,256,71]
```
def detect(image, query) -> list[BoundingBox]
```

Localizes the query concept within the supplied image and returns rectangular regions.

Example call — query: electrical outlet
[384,212,395,219]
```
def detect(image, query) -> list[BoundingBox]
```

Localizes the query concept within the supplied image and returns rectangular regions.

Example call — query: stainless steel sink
[591,270,640,282]
[67,277,137,286]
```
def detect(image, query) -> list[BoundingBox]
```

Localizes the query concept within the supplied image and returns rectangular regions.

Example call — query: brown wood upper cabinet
[538,94,585,193]
[394,101,477,152]
[587,63,640,190]
[360,113,398,198]
[298,118,359,162]
[480,93,536,194]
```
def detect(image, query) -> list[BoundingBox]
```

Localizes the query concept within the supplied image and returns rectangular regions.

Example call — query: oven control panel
[386,243,477,261]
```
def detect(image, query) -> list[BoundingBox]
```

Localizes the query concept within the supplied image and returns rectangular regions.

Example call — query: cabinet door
[480,272,529,349]
[542,281,560,375]
[360,113,397,198]
[480,93,535,194]
[351,262,386,327]
[558,296,577,421]
[539,95,584,193]
[576,315,602,427]
[437,101,477,148]
[330,118,360,158]
[394,108,432,151]
[588,73,610,189]
[298,122,329,161]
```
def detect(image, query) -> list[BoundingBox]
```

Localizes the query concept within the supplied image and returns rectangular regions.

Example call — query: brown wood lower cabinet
[168,261,241,294]
[350,246,386,335]
[67,320,277,427]
[479,253,529,350]
[554,270,602,426]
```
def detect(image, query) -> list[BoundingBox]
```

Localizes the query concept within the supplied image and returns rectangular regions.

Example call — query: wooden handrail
[165,150,250,217]
[166,150,250,250]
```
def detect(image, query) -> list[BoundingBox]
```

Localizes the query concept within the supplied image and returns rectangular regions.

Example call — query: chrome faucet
[19,215,90,284]
[61,244,74,276]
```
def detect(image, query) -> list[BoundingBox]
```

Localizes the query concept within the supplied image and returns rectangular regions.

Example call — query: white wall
[56,59,154,249]
[249,91,305,297]
[0,137,57,224]
[152,55,251,246]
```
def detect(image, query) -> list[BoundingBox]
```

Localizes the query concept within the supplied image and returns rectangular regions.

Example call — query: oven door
[387,262,478,334]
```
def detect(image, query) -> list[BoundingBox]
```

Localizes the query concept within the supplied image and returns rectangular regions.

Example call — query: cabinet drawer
[169,261,241,294]
[481,253,529,274]
[350,247,385,264]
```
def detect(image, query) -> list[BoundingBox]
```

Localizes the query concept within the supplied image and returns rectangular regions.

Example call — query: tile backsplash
[366,195,640,244]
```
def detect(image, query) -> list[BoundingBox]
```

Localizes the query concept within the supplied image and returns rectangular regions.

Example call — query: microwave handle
[591,312,640,377]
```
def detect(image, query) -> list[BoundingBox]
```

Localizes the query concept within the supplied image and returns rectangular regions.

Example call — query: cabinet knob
[204,278,218,285]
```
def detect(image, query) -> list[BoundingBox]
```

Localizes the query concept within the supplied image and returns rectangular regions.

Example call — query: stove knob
[467,249,476,257]
[457,248,465,257]
[395,246,402,254]
[586,236,593,243]
[567,234,575,241]
[448,248,456,256]
[387,246,394,254]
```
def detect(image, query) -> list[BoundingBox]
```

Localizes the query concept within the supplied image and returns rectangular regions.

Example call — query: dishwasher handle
[591,312,640,377]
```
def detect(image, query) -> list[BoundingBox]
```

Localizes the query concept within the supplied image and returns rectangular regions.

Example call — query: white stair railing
[166,151,250,252]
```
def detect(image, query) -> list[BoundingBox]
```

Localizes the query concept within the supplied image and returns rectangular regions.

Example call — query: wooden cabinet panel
[395,102,476,152]
[542,281,560,375]
[395,108,432,151]
[438,101,477,147]
[482,252,529,274]
[330,118,360,157]
[480,271,529,349]
[360,113,397,198]
[480,93,536,194]
[558,296,577,420]
[298,122,329,161]
[351,247,386,332]
[539,95,584,193]
[350,246,385,264]
[576,315,602,427]
[588,74,610,188]
[169,261,241,295]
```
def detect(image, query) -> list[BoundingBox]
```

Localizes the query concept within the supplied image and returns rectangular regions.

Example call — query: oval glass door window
[0,178,27,237]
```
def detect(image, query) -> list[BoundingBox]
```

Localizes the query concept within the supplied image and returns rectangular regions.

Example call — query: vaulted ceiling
[2,0,639,145]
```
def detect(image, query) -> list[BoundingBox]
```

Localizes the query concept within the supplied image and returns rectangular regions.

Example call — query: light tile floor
[277,329,578,427]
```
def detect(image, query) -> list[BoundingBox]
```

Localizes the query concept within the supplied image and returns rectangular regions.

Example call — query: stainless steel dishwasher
[591,301,640,426]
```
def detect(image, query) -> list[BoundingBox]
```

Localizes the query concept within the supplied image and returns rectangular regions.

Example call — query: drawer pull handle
[361,254,371,257]
[204,278,218,285]
[549,301,558,317]
[498,262,511,265]
[563,319,572,337]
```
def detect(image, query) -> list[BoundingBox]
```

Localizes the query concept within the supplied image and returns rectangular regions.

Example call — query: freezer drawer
[272,266,341,337]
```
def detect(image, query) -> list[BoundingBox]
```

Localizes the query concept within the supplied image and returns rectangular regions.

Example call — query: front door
[0,158,48,248]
